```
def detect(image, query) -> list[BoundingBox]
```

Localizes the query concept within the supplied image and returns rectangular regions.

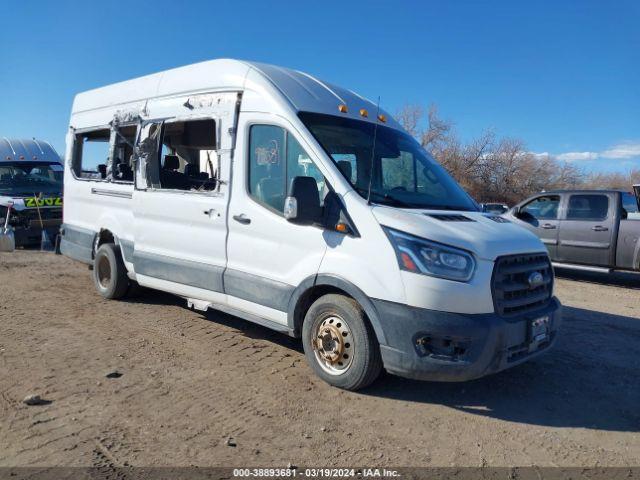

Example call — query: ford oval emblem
[528,271,544,289]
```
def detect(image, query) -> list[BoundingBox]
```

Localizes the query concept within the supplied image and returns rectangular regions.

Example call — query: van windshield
[298,112,477,211]
[0,162,63,197]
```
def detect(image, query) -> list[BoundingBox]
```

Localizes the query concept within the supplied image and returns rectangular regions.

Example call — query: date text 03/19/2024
[232,468,401,478]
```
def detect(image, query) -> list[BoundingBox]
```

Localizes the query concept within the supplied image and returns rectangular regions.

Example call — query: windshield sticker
[24,197,63,208]
[255,140,281,165]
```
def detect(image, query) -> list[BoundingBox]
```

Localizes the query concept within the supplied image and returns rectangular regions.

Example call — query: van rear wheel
[302,294,382,391]
[93,243,130,300]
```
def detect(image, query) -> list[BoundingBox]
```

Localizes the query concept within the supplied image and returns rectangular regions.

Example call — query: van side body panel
[61,121,135,268]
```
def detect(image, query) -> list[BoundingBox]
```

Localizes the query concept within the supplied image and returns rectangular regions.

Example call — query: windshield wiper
[355,188,415,208]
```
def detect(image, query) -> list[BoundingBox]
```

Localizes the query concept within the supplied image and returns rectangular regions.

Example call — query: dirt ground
[0,251,639,468]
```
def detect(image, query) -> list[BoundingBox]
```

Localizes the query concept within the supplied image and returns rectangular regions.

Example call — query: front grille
[492,253,553,317]
[12,208,62,228]
[18,208,62,221]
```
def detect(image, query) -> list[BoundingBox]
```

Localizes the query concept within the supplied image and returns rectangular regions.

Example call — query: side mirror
[512,206,521,217]
[284,176,322,225]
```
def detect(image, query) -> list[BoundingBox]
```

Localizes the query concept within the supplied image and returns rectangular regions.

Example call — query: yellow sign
[23,197,63,208]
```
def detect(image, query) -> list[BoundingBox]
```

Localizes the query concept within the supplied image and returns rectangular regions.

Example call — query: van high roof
[71,58,400,131]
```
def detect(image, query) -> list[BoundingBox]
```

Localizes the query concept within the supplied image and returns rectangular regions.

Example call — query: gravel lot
[0,251,639,468]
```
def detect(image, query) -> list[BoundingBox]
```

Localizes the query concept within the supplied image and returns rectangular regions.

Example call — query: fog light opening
[415,334,469,360]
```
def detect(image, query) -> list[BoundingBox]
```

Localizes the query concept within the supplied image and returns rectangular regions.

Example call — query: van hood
[372,206,546,261]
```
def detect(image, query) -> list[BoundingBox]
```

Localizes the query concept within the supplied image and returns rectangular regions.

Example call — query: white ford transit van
[61,59,561,390]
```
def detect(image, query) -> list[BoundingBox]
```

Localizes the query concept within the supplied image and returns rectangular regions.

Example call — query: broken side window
[110,124,137,183]
[72,129,111,180]
[134,123,162,190]
[157,119,218,192]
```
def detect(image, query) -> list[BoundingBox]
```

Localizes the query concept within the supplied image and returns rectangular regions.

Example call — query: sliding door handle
[233,214,251,225]
[540,223,556,229]
[592,225,608,232]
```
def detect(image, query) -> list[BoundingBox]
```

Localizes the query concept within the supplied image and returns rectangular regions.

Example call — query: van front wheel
[302,294,382,391]
[93,243,130,300]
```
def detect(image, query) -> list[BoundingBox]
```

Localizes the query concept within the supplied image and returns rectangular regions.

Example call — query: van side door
[131,116,230,301]
[510,194,561,259]
[557,192,616,267]
[225,115,331,325]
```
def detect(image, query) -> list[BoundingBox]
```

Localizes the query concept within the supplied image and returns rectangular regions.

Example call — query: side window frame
[139,115,220,195]
[565,194,610,222]
[109,122,139,185]
[521,194,561,221]
[133,120,164,191]
[246,122,327,217]
[70,126,112,183]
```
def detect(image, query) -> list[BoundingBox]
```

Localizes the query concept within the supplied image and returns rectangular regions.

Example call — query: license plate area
[528,315,550,351]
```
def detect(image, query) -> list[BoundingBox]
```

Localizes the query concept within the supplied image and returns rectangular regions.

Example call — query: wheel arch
[91,226,131,270]
[287,274,387,346]
[89,212,126,257]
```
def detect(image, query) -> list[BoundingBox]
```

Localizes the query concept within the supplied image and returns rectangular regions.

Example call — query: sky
[1,0,638,173]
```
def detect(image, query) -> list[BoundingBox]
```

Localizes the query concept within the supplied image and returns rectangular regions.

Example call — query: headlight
[383,227,476,282]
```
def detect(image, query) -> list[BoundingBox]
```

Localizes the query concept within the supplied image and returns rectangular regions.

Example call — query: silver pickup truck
[506,189,640,273]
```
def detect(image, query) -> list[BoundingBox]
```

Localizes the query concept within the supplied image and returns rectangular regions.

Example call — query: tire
[302,294,382,391]
[93,243,130,300]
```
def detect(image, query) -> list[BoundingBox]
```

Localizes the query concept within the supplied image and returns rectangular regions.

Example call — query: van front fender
[287,274,388,346]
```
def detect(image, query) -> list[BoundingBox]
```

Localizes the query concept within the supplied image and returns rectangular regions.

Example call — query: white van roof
[0,138,61,163]
[71,59,401,130]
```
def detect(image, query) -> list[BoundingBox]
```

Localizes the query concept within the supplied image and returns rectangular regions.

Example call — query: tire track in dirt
[1,251,639,467]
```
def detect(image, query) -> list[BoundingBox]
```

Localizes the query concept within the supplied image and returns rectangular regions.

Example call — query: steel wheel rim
[312,314,354,376]
[97,255,111,289]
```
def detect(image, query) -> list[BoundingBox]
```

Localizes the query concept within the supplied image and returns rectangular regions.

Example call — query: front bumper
[373,297,561,382]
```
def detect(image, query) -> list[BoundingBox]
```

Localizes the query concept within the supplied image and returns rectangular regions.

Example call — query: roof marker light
[359,108,368,118]
[377,114,387,123]
[338,104,348,113]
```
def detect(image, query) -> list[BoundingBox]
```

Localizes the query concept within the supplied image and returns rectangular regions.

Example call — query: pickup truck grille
[492,253,553,317]
[10,208,62,228]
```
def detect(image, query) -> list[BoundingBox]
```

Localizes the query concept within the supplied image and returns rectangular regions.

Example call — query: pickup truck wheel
[302,294,382,391]
[93,243,130,300]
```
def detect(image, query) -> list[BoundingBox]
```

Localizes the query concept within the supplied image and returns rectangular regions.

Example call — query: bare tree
[393,102,637,205]
[395,104,423,139]
[421,104,453,152]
